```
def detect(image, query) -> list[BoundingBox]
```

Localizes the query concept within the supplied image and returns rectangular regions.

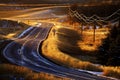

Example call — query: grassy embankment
[0,64,69,80]
[42,24,120,79]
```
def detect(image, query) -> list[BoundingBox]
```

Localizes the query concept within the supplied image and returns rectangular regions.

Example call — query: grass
[42,25,120,79]
[0,64,69,80]
[0,27,29,40]
[102,66,120,79]
[42,26,102,72]
[56,27,82,54]
[78,28,109,52]
[0,19,31,39]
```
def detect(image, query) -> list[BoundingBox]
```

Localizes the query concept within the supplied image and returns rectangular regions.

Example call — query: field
[42,23,120,79]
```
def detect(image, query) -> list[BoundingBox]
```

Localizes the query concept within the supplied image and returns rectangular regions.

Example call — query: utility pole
[118,14,120,35]
[28,20,29,25]
[81,23,83,35]
[93,20,96,42]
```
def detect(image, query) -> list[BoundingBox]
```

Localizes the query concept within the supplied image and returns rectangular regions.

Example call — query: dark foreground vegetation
[97,23,120,66]
[0,40,13,63]
[0,64,67,80]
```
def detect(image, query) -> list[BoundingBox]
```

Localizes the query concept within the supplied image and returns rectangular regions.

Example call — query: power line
[69,8,120,24]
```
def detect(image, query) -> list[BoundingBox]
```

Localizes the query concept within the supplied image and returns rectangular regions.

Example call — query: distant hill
[0,20,28,28]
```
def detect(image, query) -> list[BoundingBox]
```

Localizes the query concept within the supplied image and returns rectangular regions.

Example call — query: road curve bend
[3,22,115,80]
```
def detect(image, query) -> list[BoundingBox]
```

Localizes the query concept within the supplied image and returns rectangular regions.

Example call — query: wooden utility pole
[81,23,83,35]
[93,21,96,42]
[28,20,29,25]
[118,14,120,28]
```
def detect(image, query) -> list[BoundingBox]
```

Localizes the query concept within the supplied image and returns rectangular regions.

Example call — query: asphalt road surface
[3,22,115,80]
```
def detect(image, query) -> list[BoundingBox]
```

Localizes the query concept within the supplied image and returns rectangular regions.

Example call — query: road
[3,22,114,80]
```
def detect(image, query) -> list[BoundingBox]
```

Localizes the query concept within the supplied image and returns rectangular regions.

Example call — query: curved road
[3,22,115,80]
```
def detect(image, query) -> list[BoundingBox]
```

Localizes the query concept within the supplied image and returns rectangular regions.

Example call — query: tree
[110,25,118,40]
[97,24,120,66]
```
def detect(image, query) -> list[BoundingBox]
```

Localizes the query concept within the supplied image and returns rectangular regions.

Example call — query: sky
[0,0,119,4]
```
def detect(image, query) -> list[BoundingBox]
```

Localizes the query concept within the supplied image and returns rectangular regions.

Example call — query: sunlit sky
[0,0,119,4]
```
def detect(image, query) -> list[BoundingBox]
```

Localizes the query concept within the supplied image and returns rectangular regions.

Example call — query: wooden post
[81,23,83,35]
[118,15,120,36]
[28,20,29,25]
[93,21,96,42]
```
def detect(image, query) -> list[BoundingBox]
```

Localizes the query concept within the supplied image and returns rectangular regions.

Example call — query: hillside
[0,19,28,28]
[41,22,120,79]
[0,19,29,40]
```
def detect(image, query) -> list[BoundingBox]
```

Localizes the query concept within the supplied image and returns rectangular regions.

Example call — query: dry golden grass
[42,25,120,79]
[78,28,109,51]
[56,27,82,54]
[42,27,102,72]
[0,64,69,80]
[101,66,120,79]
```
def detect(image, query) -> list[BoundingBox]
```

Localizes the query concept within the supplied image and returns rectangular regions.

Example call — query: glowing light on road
[36,23,42,27]
[56,25,63,28]
[4,33,16,39]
